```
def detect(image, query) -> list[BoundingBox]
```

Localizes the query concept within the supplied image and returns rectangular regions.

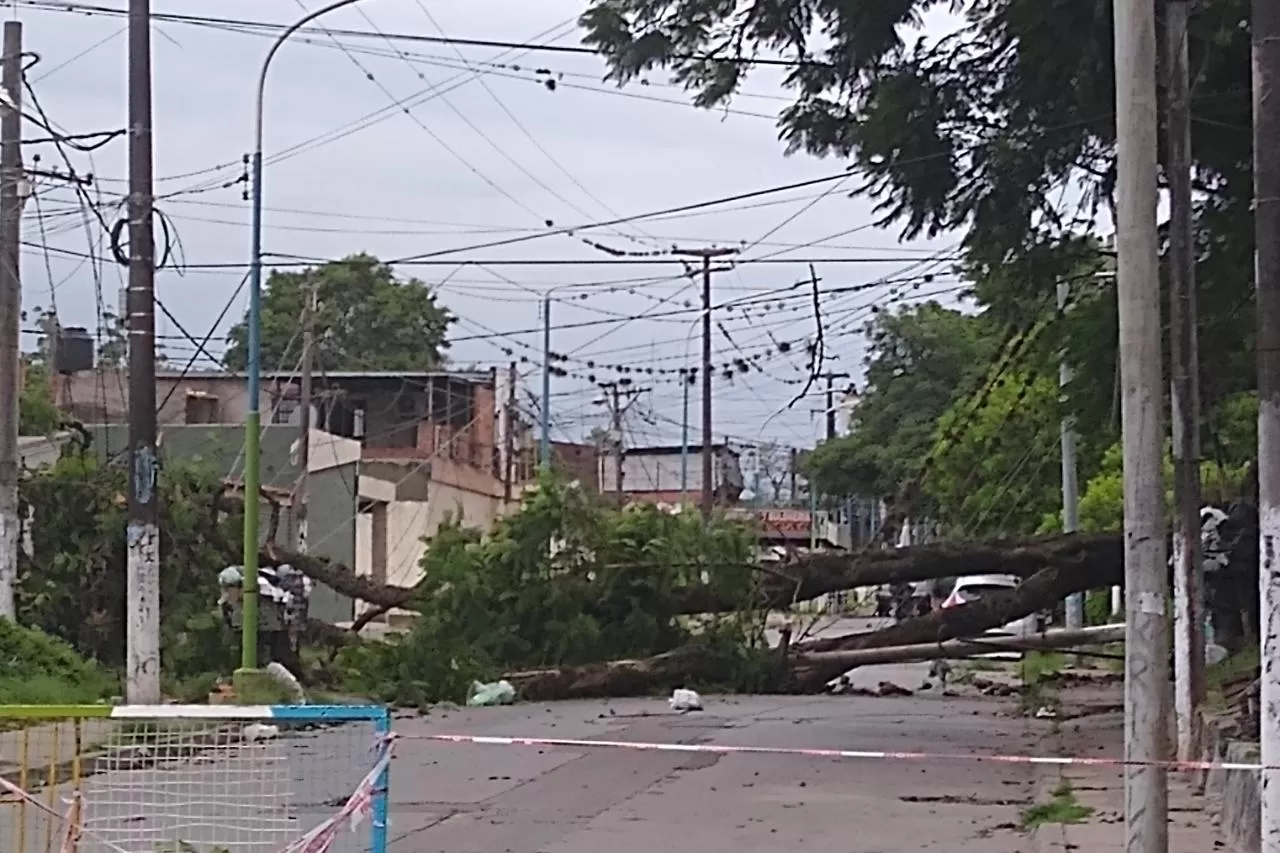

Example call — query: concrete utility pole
[125,0,161,704]
[0,20,21,621]
[1059,280,1083,634]
[671,247,737,522]
[1252,0,1280,849]
[1165,0,1204,766]
[294,282,316,554]
[1112,0,1171,849]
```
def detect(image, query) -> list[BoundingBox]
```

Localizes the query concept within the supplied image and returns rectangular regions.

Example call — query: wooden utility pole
[125,0,161,704]
[1165,0,1204,765]
[502,361,516,501]
[818,372,850,440]
[1252,0,1280,848]
[671,246,737,521]
[1113,0,1170,848]
[0,20,21,621]
[294,283,316,554]
[597,381,646,499]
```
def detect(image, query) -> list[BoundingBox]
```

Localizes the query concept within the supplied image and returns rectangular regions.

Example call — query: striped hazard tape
[419,733,1264,772]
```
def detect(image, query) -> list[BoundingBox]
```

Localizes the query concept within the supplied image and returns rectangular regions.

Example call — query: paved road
[1,618,1047,853]
[384,660,1050,853]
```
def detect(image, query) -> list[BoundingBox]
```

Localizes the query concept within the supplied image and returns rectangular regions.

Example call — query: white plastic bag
[669,688,702,712]
[466,679,516,707]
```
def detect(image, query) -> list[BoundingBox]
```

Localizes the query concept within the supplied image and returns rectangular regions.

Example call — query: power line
[9,1,853,69]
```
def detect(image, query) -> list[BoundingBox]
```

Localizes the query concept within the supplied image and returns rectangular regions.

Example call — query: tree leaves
[338,476,760,706]
[804,301,1001,500]
[222,254,454,373]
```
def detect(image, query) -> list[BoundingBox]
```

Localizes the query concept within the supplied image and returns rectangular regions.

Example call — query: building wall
[354,457,514,606]
[65,370,503,470]
[608,448,744,500]
[63,369,279,429]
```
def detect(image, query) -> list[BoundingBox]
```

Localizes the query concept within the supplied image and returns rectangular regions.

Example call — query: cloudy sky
[16,0,964,457]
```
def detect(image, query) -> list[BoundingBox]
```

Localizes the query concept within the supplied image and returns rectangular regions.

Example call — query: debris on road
[669,688,703,711]
[467,679,516,707]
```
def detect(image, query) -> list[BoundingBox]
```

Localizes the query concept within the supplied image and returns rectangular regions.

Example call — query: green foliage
[582,0,1258,479]
[0,620,114,703]
[925,370,1062,536]
[804,302,1000,500]
[223,254,454,372]
[1063,435,1256,535]
[339,476,760,706]
[18,362,61,435]
[17,447,241,684]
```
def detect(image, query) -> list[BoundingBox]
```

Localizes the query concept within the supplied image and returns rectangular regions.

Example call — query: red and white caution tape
[420,733,1263,772]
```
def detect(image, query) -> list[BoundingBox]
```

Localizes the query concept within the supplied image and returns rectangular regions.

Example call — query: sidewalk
[1029,700,1221,852]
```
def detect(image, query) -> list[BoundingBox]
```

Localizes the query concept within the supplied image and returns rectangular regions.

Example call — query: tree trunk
[264,533,1123,618]
[784,555,1120,691]
[502,645,735,701]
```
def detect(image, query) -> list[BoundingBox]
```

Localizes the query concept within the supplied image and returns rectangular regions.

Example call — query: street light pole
[243,0,369,674]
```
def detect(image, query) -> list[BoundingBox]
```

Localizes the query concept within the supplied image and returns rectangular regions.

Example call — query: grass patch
[1021,779,1094,828]
[0,621,115,709]
[1206,646,1260,710]
[1019,651,1066,686]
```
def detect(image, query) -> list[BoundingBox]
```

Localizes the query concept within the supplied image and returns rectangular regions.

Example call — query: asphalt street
[1,618,1052,853]
[383,654,1049,853]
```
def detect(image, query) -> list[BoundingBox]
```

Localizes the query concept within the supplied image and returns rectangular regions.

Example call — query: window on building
[184,392,219,424]
[272,399,298,425]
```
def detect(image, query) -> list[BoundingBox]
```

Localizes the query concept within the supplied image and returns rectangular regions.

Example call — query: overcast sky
[16,0,965,455]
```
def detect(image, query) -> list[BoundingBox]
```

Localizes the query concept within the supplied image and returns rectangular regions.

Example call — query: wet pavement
[382,661,1049,853]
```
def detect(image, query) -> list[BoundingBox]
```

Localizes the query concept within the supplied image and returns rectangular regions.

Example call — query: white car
[940,574,1040,657]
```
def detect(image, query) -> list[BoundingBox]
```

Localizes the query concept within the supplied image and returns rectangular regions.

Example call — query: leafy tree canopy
[923,370,1062,537]
[581,1,1249,255]
[223,254,454,373]
[582,0,1257,417]
[803,301,1000,500]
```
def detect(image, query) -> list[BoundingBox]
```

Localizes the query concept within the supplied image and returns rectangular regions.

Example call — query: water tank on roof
[57,326,94,374]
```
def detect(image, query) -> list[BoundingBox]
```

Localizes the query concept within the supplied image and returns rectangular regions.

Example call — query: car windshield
[954,583,1016,602]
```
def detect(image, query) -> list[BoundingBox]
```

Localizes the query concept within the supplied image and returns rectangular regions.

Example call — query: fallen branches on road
[785,553,1121,691]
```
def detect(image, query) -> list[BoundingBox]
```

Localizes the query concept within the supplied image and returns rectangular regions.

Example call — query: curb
[1025,724,1069,853]
[1025,764,1069,853]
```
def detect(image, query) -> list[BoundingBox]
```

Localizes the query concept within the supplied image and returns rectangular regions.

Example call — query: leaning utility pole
[1165,0,1205,766]
[294,283,316,554]
[125,0,161,704]
[1113,0,1170,849]
[671,246,737,521]
[0,20,21,621]
[1252,0,1280,849]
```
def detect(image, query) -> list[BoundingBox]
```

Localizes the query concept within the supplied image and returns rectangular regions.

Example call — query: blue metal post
[371,708,391,853]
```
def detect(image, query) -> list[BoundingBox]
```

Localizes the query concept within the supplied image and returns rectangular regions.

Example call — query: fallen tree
[493,552,1121,700]
[262,532,1124,618]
